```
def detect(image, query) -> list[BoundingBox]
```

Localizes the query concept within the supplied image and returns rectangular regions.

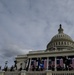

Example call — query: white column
[36,58,38,67]
[66,56,68,69]
[24,60,27,69]
[28,58,31,71]
[26,59,29,68]
[55,57,57,71]
[47,57,49,70]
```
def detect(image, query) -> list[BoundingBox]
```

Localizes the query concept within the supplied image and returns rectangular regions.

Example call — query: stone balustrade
[0,70,74,75]
[5,71,21,75]
[25,70,74,75]
[0,71,21,75]
[26,71,46,75]
[52,71,74,75]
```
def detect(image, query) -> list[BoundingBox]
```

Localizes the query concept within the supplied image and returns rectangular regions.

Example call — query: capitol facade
[16,24,74,73]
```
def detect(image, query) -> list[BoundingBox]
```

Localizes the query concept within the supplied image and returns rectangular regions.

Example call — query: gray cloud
[0,0,74,67]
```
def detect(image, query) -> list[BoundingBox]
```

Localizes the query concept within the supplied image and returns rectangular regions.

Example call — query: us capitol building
[16,25,74,70]
[9,24,74,75]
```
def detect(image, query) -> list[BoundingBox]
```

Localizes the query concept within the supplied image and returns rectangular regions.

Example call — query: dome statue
[47,24,74,50]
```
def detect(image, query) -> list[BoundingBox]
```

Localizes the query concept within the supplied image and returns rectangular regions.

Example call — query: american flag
[70,58,74,68]
[34,60,37,67]
[51,60,55,66]
[60,58,63,67]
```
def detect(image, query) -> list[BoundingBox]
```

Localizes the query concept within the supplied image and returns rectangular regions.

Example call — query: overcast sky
[0,0,74,68]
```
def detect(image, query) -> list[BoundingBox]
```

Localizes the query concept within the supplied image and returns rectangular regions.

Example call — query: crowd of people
[0,57,74,71]
[0,64,73,72]
[30,64,74,71]
[30,58,74,71]
[0,60,24,71]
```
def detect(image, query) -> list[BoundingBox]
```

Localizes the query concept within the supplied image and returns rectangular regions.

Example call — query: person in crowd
[56,64,62,71]
[68,65,73,70]
[19,63,22,71]
[10,65,14,71]
[36,66,39,71]
[32,65,35,71]
[48,65,52,70]
[0,66,1,70]
[51,65,55,71]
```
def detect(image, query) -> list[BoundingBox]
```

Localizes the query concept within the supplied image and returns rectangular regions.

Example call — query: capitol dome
[47,24,74,50]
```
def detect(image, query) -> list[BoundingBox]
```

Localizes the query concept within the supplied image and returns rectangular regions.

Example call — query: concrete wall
[0,71,5,75]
